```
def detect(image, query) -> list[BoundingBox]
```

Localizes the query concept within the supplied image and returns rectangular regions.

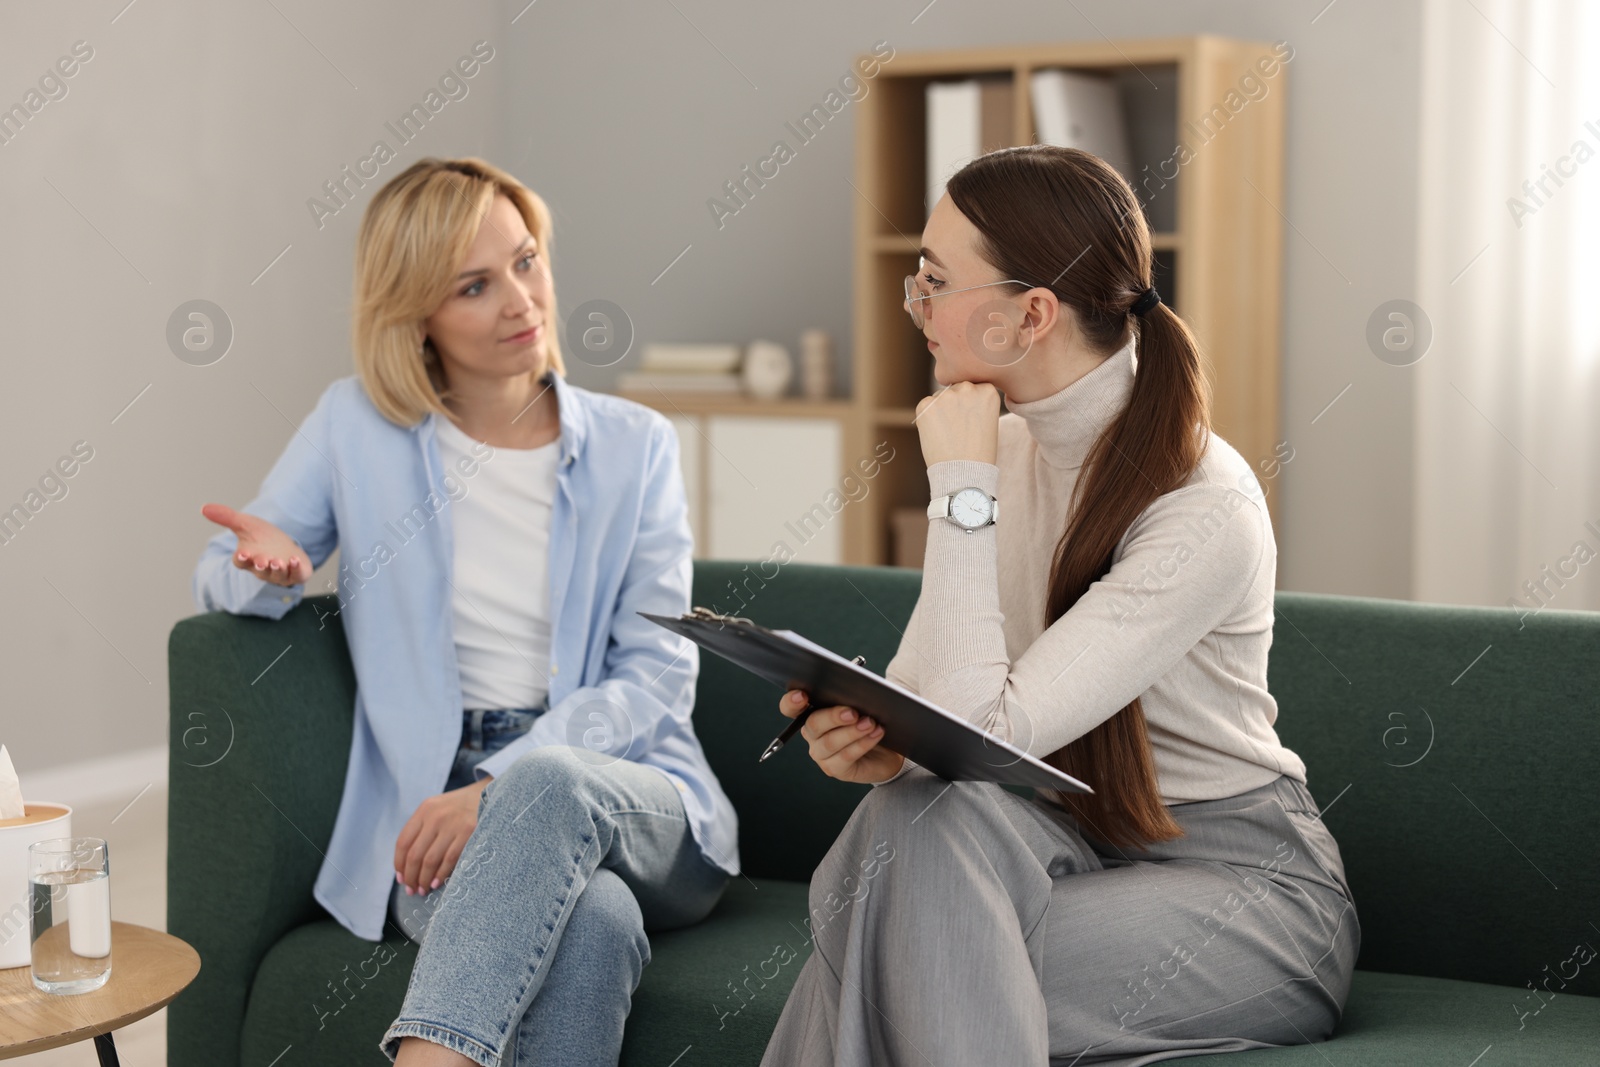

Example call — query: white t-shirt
[434,415,560,711]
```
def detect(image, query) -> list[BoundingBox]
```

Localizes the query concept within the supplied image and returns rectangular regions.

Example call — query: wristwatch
[927,487,998,532]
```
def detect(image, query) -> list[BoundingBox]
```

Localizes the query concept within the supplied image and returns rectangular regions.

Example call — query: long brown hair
[946,145,1212,850]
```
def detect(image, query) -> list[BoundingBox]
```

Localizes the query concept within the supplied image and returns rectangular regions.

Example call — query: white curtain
[1414,0,1600,613]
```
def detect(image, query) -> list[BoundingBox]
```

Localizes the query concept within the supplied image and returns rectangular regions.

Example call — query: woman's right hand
[780,689,906,785]
[201,503,313,587]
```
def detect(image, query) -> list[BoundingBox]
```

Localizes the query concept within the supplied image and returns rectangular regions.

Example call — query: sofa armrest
[166,595,357,1067]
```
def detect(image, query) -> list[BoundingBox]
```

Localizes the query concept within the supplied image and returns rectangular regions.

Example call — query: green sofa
[167,560,1599,1065]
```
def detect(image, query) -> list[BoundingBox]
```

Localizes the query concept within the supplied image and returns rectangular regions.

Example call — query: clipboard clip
[688,605,757,628]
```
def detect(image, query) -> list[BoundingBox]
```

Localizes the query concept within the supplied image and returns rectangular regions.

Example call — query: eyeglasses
[903,273,1033,330]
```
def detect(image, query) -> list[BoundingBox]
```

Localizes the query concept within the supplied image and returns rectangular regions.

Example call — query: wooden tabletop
[0,922,201,1058]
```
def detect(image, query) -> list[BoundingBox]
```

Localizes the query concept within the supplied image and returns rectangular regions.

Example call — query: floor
[16,786,169,1066]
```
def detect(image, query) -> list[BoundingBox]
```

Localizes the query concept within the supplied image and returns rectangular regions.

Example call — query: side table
[0,922,200,1065]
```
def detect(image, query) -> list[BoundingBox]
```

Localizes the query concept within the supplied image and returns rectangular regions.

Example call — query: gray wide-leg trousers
[761,767,1359,1067]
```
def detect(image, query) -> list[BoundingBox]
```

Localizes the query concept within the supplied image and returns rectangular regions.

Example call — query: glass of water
[28,836,112,994]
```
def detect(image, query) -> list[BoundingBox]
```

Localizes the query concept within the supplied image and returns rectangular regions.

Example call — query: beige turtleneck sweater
[878,335,1307,800]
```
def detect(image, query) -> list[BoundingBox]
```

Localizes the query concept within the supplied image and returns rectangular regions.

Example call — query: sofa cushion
[240,920,418,1065]
[618,878,814,1064]
[1266,593,1600,996]
[1231,970,1599,1065]
[241,878,1598,1066]
[240,878,815,1066]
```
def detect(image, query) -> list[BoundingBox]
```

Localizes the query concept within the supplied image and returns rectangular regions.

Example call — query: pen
[758,655,866,763]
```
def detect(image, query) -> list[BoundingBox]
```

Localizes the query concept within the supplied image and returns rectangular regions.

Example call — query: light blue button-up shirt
[192,369,740,941]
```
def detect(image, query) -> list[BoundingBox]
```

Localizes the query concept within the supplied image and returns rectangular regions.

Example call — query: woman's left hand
[914,381,1003,466]
[394,777,492,896]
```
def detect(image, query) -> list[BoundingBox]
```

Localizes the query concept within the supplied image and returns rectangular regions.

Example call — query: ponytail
[947,146,1213,850]
[1039,302,1210,849]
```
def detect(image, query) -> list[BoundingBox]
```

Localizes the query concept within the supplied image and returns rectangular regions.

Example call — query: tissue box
[0,803,73,969]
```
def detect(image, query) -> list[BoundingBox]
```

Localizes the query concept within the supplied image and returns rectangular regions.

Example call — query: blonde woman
[192,157,737,1066]
[761,146,1358,1064]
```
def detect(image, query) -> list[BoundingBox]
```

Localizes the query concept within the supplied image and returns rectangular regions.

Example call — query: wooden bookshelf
[846,35,1286,566]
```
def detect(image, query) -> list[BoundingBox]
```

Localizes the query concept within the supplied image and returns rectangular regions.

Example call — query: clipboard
[640,606,1092,794]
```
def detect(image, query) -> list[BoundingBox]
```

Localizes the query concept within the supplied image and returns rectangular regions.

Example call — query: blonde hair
[351,157,566,427]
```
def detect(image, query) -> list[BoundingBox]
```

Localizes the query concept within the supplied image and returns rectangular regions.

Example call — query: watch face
[950,487,992,528]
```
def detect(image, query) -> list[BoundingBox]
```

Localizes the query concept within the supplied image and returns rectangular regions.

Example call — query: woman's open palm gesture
[201,503,313,587]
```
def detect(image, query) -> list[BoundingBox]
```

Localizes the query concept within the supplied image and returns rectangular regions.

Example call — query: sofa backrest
[686,562,920,882]
[1264,590,1598,995]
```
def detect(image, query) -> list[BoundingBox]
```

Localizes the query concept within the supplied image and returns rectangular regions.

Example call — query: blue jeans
[380,708,730,1066]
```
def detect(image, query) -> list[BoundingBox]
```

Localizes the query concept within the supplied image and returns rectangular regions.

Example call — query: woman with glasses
[192,157,738,1067]
[761,145,1359,1065]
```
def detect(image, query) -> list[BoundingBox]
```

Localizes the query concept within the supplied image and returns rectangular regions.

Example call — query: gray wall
[0,0,1422,774]
[494,0,1424,603]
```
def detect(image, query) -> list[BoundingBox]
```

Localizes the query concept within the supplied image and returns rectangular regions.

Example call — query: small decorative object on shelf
[799,329,835,400]
[742,339,794,400]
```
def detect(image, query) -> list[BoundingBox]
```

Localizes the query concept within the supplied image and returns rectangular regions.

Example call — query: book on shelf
[1029,69,1132,181]
[616,371,745,395]
[925,76,1013,217]
[638,343,744,374]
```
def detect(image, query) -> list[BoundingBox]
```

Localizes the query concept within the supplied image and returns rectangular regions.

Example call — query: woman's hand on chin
[394,776,493,896]
[914,380,1001,466]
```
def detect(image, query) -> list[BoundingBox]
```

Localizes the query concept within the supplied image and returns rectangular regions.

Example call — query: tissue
[0,746,22,821]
